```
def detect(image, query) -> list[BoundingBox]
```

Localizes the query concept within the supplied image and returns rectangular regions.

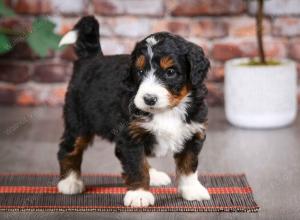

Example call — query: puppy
[58,16,210,207]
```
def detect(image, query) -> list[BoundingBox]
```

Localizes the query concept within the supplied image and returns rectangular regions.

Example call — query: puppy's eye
[166,68,177,79]
[137,69,144,77]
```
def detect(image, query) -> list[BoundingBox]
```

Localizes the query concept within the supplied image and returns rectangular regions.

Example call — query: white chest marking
[140,96,206,157]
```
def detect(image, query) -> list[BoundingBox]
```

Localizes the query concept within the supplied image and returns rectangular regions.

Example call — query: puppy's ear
[122,43,142,92]
[186,43,210,86]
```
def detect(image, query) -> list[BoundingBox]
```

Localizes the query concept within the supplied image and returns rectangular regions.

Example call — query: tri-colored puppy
[58,16,210,207]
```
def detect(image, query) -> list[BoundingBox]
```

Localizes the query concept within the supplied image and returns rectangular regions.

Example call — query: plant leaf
[26,18,61,57]
[0,0,16,17]
[0,33,12,54]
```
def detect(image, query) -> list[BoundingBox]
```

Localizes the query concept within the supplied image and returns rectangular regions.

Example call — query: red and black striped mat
[0,173,259,212]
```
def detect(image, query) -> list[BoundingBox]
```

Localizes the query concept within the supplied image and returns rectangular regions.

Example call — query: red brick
[3,0,11,5]
[212,39,287,62]
[48,86,67,106]
[93,0,164,17]
[92,0,123,16]
[16,86,37,106]
[124,0,164,17]
[248,0,300,16]
[212,42,242,61]
[207,63,224,82]
[0,62,31,84]
[11,0,53,15]
[240,39,287,59]
[33,62,72,83]
[98,18,115,37]
[0,84,16,105]
[101,38,125,55]
[16,83,67,106]
[227,17,271,37]
[101,38,135,55]
[191,19,228,39]
[0,17,31,34]
[206,82,224,106]
[56,17,79,35]
[0,42,54,60]
[152,20,190,36]
[0,42,36,60]
[296,63,300,79]
[170,0,245,16]
[289,38,300,62]
[273,17,300,37]
[99,17,151,38]
[51,0,87,15]
[113,17,151,38]
[298,87,300,105]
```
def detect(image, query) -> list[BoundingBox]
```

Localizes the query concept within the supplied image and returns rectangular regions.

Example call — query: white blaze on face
[134,36,171,112]
[146,36,158,47]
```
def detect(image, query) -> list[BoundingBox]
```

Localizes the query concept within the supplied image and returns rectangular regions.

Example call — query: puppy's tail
[59,16,102,58]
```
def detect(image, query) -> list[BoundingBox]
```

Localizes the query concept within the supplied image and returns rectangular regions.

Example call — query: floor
[0,106,299,220]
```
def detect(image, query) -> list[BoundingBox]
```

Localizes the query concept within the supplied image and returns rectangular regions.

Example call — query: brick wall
[0,0,300,106]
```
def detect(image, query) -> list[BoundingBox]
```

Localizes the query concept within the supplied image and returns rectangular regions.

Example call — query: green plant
[0,0,61,57]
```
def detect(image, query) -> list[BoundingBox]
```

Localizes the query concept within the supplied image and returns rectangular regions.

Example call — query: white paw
[179,181,210,201]
[124,189,155,207]
[178,172,210,201]
[149,168,171,186]
[57,171,85,195]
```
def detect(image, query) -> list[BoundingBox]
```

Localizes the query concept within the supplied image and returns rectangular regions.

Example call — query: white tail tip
[59,30,78,47]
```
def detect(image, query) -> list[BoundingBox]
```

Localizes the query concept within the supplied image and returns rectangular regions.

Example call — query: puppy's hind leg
[57,132,93,195]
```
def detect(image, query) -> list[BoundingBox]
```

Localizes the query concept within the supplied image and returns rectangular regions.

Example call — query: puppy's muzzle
[143,94,158,106]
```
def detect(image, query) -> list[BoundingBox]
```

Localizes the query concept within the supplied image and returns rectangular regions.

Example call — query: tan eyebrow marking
[135,55,146,69]
[160,56,174,70]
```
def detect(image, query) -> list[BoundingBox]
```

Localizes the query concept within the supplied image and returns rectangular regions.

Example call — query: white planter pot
[225,58,298,129]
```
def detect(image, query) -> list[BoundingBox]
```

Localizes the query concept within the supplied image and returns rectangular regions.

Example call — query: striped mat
[0,173,259,212]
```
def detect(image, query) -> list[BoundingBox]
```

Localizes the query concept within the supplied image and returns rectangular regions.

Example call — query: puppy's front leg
[174,133,210,201]
[149,167,171,186]
[115,137,154,207]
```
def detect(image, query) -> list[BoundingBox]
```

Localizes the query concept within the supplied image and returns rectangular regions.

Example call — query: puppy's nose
[143,94,158,106]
